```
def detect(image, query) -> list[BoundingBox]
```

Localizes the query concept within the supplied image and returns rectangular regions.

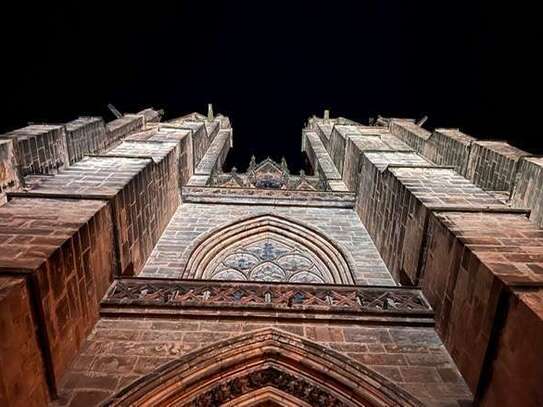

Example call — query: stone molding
[182,186,355,207]
[181,214,357,284]
[102,278,432,325]
[104,328,424,406]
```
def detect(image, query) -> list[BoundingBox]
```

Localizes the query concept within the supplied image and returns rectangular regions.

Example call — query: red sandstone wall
[355,152,431,283]
[105,115,145,149]
[342,134,395,192]
[64,117,107,165]
[329,125,349,176]
[0,125,68,177]
[466,141,527,193]
[0,198,115,396]
[104,141,182,273]
[20,155,176,276]
[388,120,431,155]
[187,122,210,167]
[423,128,474,176]
[422,211,543,395]
[479,289,543,407]
[54,317,472,406]
[144,129,193,189]
[0,276,50,407]
[511,157,543,227]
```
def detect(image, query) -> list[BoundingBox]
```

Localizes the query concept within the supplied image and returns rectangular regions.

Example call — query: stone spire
[207,103,214,121]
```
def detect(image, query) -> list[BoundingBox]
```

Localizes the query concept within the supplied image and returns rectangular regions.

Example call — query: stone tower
[0,108,542,406]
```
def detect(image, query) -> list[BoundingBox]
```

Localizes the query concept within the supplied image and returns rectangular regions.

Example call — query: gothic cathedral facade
[1,107,542,406]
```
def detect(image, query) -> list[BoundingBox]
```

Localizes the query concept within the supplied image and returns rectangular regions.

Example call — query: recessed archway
[181,214,356,284]
[104,328,423,406]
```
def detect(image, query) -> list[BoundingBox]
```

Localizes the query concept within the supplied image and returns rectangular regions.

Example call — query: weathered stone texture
[135,108,161,123]
[355,152,430,283]
[356,150,508,284]
[389,119,432,155]
[182,185,355,207]
[466,141,528,192]
[205,119,221,141]
[3,109,541,406]
[385,119,535,198]
[424,128,475,176]
[328,125,350,176]
[21,157,158,275]
[0,198,114,390]
[105,115,144,149]
[104,141,181,238]
[511,157,543,227]
[0,124,68,177]
[126,127,194,188]
[141,203,393,285]
[54,317,471,407]
[64,117,107,165]
[422,211,543,394]
[342,133,412,192]
[479,289,543,407]
[194,129,231,176]
[303,131,342,180]
[313,121,334,149]
[165,116,224,170]
[183,121,209,167]
[0,276,50,407]
[328,125,381,177]
[0,139,21,203]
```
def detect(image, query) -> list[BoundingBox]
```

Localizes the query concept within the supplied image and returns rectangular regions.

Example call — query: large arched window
[182,214,356,284]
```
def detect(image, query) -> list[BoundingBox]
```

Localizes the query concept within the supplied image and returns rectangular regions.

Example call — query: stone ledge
[101,278,433,327]
[182,186,356,207]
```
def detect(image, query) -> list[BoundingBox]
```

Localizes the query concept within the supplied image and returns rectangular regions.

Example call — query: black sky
[1,1,540,171]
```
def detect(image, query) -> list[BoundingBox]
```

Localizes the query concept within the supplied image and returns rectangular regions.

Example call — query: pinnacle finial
[248,155,257,172]
[207,103,214,121]
[324,109,330,120]
[281,157,288,171]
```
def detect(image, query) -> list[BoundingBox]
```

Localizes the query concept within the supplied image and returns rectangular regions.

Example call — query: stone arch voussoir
[181,213,356,284]
[104,328,423,407]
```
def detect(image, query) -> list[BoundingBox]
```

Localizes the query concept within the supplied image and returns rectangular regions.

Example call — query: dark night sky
[1,2,540,171]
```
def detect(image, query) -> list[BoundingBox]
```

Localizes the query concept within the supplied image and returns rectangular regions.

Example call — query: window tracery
[184,214,356,284]
[209,238,327,283]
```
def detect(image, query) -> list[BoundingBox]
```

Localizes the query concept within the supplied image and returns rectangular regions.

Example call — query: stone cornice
[101,278,433,326]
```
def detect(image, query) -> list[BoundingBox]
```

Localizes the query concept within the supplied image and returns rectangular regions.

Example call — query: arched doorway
[104,328,422,406]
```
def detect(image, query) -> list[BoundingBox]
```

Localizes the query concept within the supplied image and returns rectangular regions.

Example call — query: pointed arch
[181,213,356,284]
[104,328,423,406]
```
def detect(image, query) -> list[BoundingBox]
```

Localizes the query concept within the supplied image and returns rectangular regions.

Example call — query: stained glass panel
[209,237,329,283]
